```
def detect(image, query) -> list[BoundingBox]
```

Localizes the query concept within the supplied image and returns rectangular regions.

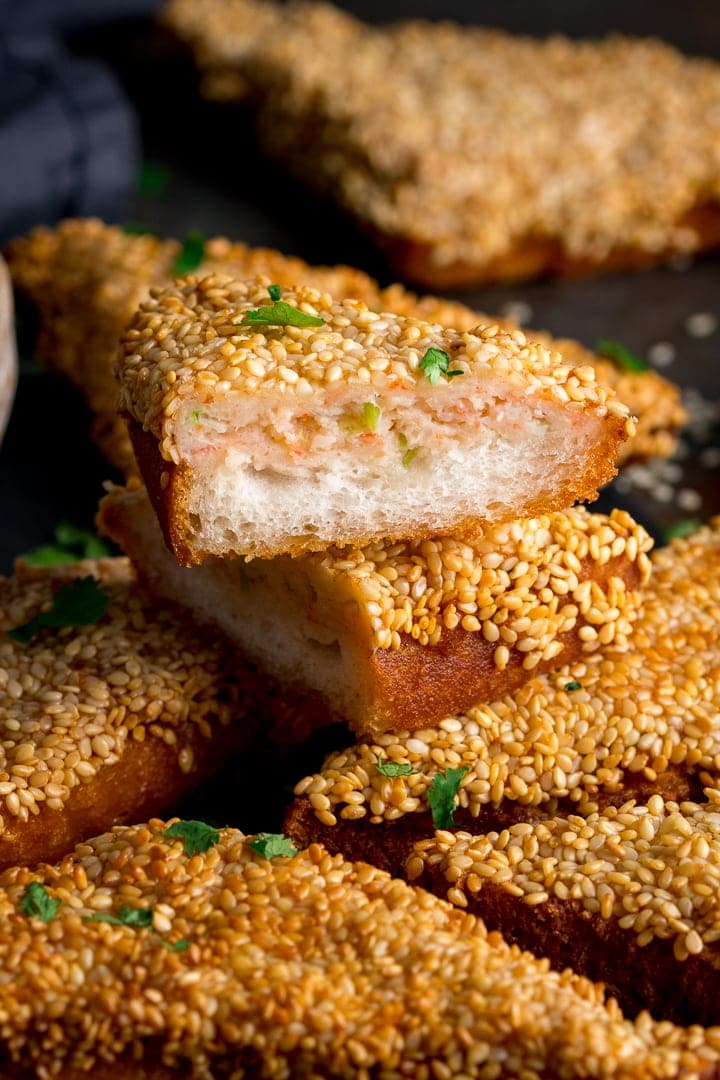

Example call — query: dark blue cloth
[0,0,160,243]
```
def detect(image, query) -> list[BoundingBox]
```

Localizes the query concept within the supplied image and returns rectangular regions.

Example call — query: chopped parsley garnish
[9,577,109,645]
[172,231,206,277]
[664,519,702,542]
[19,882,60,922]
[85,905,154,928]
[164,819,220,857]
[190,409,202,426]
[595,339,647,373]
[564,680,582,692]
[268,284,283,301]
[361,402,381,432]
[159,938,190,952]
[22,522,111,567]
[427,766,468,829]
[240,301,325,329]
[375,754,415,778]
[138,161,169,196]
[397,433,418,467]
[248,833,298,859]
[340,402,381,435]
[419,347,464,385]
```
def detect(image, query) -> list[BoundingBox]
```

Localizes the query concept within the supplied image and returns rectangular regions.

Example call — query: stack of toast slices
[3,220,720,1076]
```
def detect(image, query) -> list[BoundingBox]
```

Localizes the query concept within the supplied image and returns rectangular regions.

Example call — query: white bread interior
[172,375,617,560]
[99,485,369,723]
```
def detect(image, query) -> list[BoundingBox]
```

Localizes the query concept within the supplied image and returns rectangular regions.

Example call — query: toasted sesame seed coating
[6,219,681,470]
[0,559,237,842]
[0,820,719,1077]
[294,518,720,827]
[118,274,632,468]
[313,505,651,653]
[409,793,720,963]
[166,0,720,280]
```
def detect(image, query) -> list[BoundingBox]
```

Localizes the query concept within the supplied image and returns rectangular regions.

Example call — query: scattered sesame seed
[684,312,718,339]
[499,300,534,325]
[646,341,676,368]
[676,488,703,512]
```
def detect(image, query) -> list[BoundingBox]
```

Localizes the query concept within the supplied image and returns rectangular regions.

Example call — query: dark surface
[1,2,720,832]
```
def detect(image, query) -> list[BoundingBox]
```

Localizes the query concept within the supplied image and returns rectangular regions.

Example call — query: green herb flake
[268,284,283,301]
[427,766,468,830]
[85,905,154,928]
[9,577,109,645]
[564,680,582,692]
[249,833,298,859]
[241,301,325,329]
[172,231,206,277]
[164,819,220,857]
[19,882,60,922]
[190,409,202,426]
[138,161,169,196]
[595,339,647,373]
[21,523,111,567]
[664,519,702,542]
[361,402,381,433]
[159,938,190,952]
[419,347,464,386]
[397,433,419,467]
[375,754,415,778]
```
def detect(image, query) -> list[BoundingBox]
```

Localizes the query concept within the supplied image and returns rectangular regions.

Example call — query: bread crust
[284,767,703,876]
[367,551,644,731]
[0,720,246,872]
[375,200,720,289]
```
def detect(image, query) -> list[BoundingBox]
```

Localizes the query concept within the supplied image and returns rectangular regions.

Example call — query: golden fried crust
[368,550,645,731]
[0,723,244,872]
[284,767,704,877]
[375,200,720,288]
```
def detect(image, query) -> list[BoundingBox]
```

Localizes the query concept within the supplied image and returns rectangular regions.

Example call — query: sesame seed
[685,312,718,339]
[0,818,715,1075]
[294,520,720,827]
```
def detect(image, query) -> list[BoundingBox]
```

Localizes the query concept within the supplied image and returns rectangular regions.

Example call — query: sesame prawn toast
[119,276,633,563]
[100,482,652,733]
[165,0,720,288]
[0,557,278,868]
[286,519,720,850]
[5,220,379,474]
[408,796,720,1028]
[1,823,720,1079]
[6,218,684,469]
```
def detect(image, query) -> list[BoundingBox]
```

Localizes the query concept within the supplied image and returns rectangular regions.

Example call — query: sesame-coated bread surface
[6,219,684,471]
[101,482,652,732]
[292,519,720,827]
[407,794,720,1026]
[118,275,632,560]
[0,559,257,868]
[165,0,720,286]
[1,821,720,1078]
